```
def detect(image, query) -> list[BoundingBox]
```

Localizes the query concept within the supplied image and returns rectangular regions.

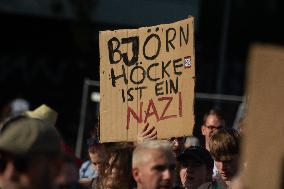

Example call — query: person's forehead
[205,115,222,125]
[216,154,239,163]
[144,149,174,165]
[89,152,104,161]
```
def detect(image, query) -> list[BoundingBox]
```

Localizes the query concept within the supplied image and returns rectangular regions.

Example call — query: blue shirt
[79,160,98,179]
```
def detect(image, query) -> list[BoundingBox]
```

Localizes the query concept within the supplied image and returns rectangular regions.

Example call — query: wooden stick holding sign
[99,17,195,142]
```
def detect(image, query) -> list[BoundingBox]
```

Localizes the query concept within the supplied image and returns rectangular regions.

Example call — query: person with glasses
[201,109,225,152]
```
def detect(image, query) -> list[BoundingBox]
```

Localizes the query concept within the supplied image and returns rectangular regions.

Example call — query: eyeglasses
[205,125,224,130]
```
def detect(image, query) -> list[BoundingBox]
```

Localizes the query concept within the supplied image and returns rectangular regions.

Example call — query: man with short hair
[201,109,225,151]
[0,105,63,189]
[177,146,214,189]
[132,140,176,189]
[209,128,240,188]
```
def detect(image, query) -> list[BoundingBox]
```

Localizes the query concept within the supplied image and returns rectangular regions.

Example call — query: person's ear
[201,125,206,135]
[132,167,141,183]
[1,160,19,181]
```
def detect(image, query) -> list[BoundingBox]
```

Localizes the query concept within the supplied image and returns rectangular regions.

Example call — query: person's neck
[205,141,210,151]
[215,174,231,189]
[220,179,232,189]
[225,180,232,188]
[136,184,143,189]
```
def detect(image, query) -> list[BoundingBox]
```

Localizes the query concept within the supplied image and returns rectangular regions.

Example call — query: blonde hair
[132,140,172,167]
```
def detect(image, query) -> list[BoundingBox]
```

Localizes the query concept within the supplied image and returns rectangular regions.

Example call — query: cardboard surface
[99,17,195,142]
[241,44,284,189]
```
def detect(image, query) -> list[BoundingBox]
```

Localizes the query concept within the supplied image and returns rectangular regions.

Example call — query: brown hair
[97,143,134,189]
[209,128,240,161]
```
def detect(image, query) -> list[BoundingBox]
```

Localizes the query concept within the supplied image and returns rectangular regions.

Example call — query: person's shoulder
[79,160,97,179]
[198,182,213,189]
[212,174,228,189]
[198,181,223,189]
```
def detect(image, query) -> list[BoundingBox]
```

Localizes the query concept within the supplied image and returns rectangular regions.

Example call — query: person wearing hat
[0,105,63,189]
[177,146,214,189]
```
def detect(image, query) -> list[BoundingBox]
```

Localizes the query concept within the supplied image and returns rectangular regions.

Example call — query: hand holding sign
[137,123,157,143]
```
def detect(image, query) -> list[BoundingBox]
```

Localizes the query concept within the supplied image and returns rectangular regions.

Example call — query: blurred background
[0,0,283,158]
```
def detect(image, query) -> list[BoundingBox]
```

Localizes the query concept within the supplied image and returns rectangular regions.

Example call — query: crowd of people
[0,104,243,189]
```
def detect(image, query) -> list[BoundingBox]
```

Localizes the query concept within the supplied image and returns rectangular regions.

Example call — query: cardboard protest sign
[99,17,195,142]
[241,44,284,189]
